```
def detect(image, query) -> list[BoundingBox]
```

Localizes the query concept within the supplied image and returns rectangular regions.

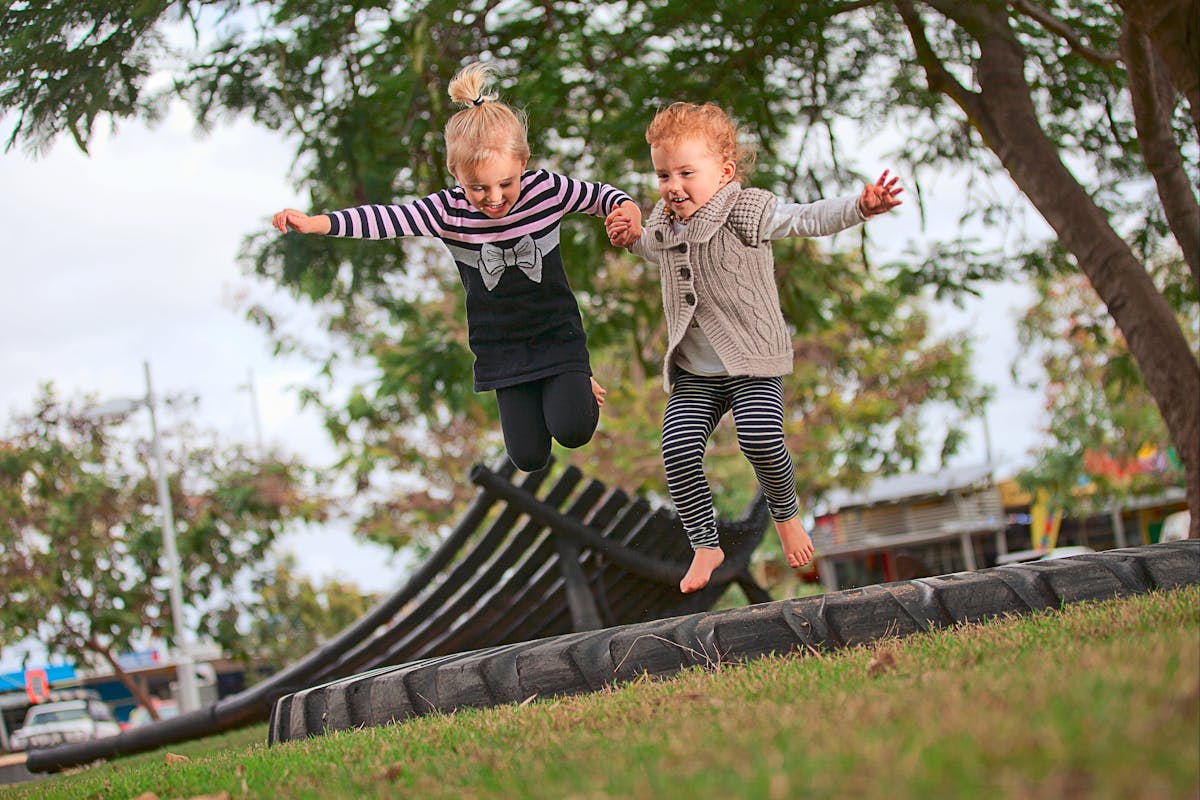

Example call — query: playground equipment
[269,537,1199,743]
[25,460,771,772]
[23,459,1200,771]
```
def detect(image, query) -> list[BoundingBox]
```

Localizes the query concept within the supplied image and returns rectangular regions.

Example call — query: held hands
[604,201,643,248]
[272,208,331,235]
[857,170,904,217]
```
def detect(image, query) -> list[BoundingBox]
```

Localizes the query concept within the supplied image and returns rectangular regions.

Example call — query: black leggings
[495,371,599,472]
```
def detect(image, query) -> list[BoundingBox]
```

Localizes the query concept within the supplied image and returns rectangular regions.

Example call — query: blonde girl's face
[650,136,736,220]
[456,153,528,218]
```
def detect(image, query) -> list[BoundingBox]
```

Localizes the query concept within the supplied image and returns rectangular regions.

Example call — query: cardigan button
[684,292,696,306]
[677,242,688,253]
[679,267,691,280]
[654,231,664,242]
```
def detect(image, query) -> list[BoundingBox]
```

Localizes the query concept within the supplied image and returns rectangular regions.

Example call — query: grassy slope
[6,585,1197,800]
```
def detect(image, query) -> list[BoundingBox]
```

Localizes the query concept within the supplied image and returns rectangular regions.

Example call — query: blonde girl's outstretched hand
[272,208,332,235]
[857,170,904,217]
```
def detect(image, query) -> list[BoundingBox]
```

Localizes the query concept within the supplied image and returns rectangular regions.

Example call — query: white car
[8,699,121,751]
[995,545,1096,566]
[1160,510,1190,543]
[126,699,181,728]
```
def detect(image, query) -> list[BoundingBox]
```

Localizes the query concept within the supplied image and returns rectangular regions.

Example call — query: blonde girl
[275,63,642,472]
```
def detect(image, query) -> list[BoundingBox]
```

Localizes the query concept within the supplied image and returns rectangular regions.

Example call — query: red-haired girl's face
[650,136,735,220]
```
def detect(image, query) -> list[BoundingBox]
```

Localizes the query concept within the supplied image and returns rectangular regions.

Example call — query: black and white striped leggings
[662,372,800,550]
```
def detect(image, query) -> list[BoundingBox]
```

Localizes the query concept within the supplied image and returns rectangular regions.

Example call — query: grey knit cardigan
[640,181,793,390]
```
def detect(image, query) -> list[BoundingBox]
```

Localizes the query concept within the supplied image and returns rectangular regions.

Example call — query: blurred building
[811,463,1188,592]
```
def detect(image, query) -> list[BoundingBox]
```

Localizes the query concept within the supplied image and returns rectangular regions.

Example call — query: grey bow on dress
[478,235,543,290]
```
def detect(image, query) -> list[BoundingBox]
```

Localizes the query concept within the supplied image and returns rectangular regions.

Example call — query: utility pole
[239,367,265,456]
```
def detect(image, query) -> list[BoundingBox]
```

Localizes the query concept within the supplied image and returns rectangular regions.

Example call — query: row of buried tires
[270,539,1200,744]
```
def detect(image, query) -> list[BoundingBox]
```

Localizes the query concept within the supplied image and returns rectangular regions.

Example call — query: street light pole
[88,362,202,713]
[238,367,265,456]
[140,362,201,714]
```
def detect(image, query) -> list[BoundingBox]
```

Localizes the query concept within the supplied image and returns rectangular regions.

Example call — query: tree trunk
[907,1,1200,537]
[1117,0,1200,139]
[88,637,161,721]
[1120,17,1200,291]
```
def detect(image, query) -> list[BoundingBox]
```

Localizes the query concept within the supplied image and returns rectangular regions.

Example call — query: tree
[891,0,1199,534]
[1013,267,1196,511]
[3,1,1193,538]
[0,387,325,714]
[239,554,379,675]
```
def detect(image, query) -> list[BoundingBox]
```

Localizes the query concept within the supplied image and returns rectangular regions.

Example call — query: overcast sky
[0,104,406,607]
[0,102,1048,603]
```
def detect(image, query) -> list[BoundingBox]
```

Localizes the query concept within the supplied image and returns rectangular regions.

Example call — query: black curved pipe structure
[26,460,769,773]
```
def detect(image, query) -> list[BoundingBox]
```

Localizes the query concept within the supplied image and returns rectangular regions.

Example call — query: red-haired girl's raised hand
[857,170,904,217]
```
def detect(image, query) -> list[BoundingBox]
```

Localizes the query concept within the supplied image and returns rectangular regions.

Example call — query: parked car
[1160,510,1190,543]
[994,545,1096,566]
[126,699,181,728]
[8,699,121,751]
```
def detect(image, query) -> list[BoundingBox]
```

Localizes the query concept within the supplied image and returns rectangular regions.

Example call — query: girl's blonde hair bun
[444,62,530,178]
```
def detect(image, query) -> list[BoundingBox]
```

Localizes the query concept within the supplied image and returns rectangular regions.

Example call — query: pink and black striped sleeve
[553,174,633,218]
[324,192,448,239]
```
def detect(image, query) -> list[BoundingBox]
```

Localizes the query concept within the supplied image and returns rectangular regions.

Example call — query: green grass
[6,585,1198,800]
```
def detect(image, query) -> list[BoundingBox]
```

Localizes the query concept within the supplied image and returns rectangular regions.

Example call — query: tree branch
[829,0,889,13]
[893,1,988,134]
[87,633,162,719]
[1120,17,1200,290]
[1117,0,1200,139]
[1010,0,1119,66]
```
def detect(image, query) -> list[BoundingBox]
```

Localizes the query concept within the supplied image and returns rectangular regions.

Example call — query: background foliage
[0,387,327,693]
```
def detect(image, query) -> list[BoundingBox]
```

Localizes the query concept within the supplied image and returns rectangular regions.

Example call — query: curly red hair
[645,102,756,181]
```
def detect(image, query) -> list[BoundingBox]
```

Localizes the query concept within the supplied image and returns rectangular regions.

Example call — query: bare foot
[680,547,725,593]
[591,377,607,408]
[776,517,814,568]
